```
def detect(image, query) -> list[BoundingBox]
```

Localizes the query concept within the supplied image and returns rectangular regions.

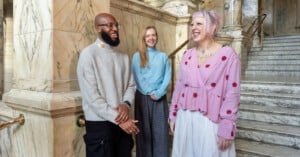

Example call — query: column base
[2,89,85,157]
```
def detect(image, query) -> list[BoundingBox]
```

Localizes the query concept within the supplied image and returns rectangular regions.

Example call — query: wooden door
[274,0,300,36]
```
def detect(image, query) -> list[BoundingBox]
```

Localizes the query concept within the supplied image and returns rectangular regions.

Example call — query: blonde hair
[138,26,158,67]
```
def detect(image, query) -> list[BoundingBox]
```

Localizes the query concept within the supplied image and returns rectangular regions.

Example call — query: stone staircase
[236,35,300,157]
[245,36,300,77]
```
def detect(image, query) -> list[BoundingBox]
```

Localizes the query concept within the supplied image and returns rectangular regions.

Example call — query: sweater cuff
[152,90,163,100]
[217,119,237,140]
[123,100,131,107]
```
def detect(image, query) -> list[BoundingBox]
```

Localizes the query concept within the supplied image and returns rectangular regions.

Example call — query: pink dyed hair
[192,10,221,38]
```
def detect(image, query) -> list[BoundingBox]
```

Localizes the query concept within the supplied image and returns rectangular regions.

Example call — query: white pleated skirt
[171,109,236,157]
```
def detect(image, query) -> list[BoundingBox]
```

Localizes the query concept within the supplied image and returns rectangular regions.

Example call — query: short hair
[192,10,221,38]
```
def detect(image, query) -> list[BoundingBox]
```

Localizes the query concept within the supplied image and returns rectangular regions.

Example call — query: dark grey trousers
[84,121,133,157]
[135,91,170,157]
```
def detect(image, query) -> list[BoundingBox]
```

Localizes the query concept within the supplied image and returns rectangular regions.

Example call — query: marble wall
[4,0,290,156]
[3,0,13,97]
[273,0,300,36]
[13,0,109,93]
[1,0,191,157]
[2,0,109,157]
[110,0,180,58]
[0,0,3,98]
[263,0,274,36]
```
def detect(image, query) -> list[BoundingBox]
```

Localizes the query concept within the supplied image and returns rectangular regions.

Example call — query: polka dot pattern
[226,75,229,80]
[221,56,227,61]
[232,82,238,87]
[169,48,240,139]
[193,93,198,98]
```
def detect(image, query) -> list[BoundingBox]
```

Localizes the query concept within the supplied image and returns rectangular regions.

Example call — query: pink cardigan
[169,46,241,140]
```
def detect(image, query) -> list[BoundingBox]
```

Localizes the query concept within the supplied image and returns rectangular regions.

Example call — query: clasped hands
[115,103,139,135]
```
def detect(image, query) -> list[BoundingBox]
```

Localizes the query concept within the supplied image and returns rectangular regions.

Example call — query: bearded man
[77,13,139,157]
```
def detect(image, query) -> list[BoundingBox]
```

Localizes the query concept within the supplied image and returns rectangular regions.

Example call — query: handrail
[77,114,85,127]
[249,13,267,38]
[246,13,267,49]
[168,39,189,97]
[169,39,189,58]
[0,114,25,130]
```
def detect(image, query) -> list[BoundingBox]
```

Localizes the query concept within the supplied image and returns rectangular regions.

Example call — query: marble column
[2,0,109,157]
[162,0,197,16]
[221,0,246,75]
[3,0,13,97]
[223,0,242,30]
[0,0,3,99]
[142,0,166,7]
[243,0,260,47]
[160,0,196,96]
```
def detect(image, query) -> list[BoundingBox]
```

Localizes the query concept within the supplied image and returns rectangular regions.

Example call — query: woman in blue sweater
[132,26,171,157]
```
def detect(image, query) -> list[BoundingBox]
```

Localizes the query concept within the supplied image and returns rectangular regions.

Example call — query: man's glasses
[98,23,120,29]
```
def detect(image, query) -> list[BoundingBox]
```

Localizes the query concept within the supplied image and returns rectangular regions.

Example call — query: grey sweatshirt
[77,39,136,124]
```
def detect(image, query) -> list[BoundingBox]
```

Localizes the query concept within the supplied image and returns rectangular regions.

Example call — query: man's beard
[101,31,120,47]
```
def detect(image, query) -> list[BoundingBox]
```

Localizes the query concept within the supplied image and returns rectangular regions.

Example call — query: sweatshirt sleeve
[77,52,118,124]
[217,54,241,139]
[122,55,136,106]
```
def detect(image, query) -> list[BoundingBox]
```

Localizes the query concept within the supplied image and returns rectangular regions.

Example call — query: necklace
[197,47,215,58]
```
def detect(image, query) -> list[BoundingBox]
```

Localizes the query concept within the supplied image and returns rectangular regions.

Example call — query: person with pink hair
[169,10,241,157]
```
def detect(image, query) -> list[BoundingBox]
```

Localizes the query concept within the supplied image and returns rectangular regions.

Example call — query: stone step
[237,119,300,149]
[264,35,300,42]
[248,54,300,60]
[261,43,300,49]
[249,50,300,55]
[241,80,300,94]
[235,139,300,157]
[241,91,300,108]
[263,36,300,42]
[238,104,300,126]
[251,46,300,51]
[245,70,300,77]
[248,60,300,65]
[246,65,300,71]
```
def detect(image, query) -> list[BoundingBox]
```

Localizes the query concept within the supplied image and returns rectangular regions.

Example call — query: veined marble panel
[13,0,52,34]
[111,0,177,24]
[53,0,108,32]
[1,90,84,157]
[13,31,52,91]
[6,111,85,157]
[3,89,82,113]
[14,0,109,34]
[242,0,258,32]
[13,0,109,92]
[111,7,177,58]
[53,30,93,92]
[0,102,14,157]
[162,0,196,16]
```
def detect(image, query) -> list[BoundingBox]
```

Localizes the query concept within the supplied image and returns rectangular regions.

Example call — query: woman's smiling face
[145,28,157,48]
[190,16,208,43]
